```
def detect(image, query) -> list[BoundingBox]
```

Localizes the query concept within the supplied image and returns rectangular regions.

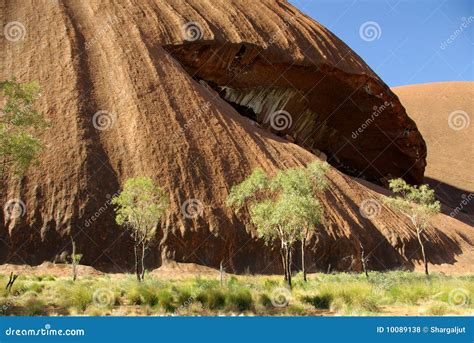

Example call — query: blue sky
[290,0,473,87]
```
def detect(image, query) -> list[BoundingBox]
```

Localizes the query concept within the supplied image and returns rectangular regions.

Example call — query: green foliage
[175,288,193,307]
[225,168,269,210]
[226,161,329,247]
[157,290,175,312]
[226,289,253,312]
[61,283,93,311]
[24,281,44,294]
[287,304,306,315]
[124,280,162,306]
[0,80,48,175]
[112,177,169,239]
[71,254,83,265]
[385,178,441,229]
[125,285,143,305]
[196,288,226,310]
[141,286,159,307]
[1,272,473,316]
[112,177,169,281]
[23,295,46,316]
[227,276,239,288]
[302,294,332,309]
[258,293,273,309]
[388,282,432,305]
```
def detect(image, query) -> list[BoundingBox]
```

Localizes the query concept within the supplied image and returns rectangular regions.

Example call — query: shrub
[175,288,193,307]
[23,296,46,316]
[194,278,218,290]
[42,275,56,282]
[25,282,43,294]
[157,290,175,312]
[263,279,278,290]
[197,288,226,310]
[258,293,273,309]
[389,282,431,305]
[140,285,159,307]
[227,276,239,288]
[126,285,143,305]
[302,294,332,309]
[288,304,306,315]
[62,284,93,311]
[10,281,28,297]
[330,297,348,313]
[226,289,253,312]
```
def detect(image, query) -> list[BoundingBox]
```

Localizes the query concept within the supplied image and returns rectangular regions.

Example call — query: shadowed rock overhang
[164,42,427,184]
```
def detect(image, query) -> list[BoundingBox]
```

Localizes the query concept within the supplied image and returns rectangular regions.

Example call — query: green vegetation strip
[0,271,472,316]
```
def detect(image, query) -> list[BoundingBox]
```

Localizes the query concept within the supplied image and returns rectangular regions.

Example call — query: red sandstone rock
[0,0,471,273]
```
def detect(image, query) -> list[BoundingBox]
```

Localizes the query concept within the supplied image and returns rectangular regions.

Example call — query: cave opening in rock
[193,75,260,123]
[165,43,427,185]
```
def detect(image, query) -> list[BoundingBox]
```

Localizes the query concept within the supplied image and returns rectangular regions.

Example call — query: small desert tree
[227,161,328,287]
[69,236,82,282]
[0,80,48,177]
[384,178,440,276]
[112,177,169,281]
[298,162,329,281]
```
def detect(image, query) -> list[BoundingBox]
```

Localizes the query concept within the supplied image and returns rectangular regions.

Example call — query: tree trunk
[140,241,146,281]
[416,227,429,276]
[301,238,307,282]
[280,248,288,281]
[360,242,368,279]
[220,260,224,287]
[134,243,141,282]
[71,237,77,281]
[286,246,292,289]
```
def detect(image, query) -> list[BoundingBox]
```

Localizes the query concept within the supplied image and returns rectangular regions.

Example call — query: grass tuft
[302,294,332,309]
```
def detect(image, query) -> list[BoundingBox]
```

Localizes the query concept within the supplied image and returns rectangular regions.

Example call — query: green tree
[0,80,48,176]
[384,178,441,276]
[112,177,169,281]
[227,161,328,287]
[69,236,82,282]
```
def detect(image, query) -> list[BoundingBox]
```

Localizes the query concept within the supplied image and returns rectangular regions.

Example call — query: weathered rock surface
[1,0,472,273]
